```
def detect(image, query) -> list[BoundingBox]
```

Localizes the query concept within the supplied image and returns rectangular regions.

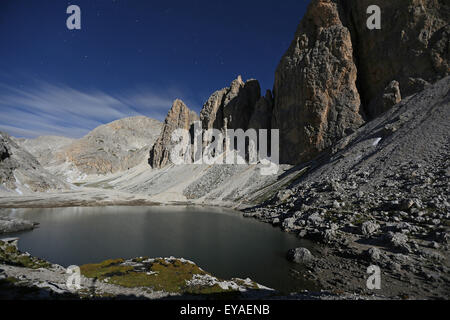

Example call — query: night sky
[0,0,309,138]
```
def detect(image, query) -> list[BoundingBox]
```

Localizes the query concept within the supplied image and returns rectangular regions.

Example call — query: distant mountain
[20,116,163,182]
[15,136,75,167]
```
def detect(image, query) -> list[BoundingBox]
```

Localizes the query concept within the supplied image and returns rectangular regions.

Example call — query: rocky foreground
[0,238,383,300]
[244,77,450,299]
[0,238,275,300]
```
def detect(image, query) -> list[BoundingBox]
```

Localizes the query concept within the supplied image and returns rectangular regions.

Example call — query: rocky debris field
[244,77,450,299]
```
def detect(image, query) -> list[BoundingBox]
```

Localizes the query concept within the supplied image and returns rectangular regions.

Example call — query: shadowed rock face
[342,0,449,117]
[200,75,263,131]
[248,90,274,130]
[272,0,449,165]
[0,143,10,162]
[150,100,199,169]
[273,0,364,165]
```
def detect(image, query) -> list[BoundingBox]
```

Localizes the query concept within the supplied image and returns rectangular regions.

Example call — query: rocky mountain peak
[273,0,364,165]
[149,99,199,169]
[272,0,449,165]
[200,75,264,132]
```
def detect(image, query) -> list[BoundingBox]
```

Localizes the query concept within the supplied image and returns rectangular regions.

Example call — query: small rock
[365,247,382,261]
[286,248,314,264]
[298,229,308,238]
[277,189,294,203]
[282,217,297,231]
[322,229,338,243]
[389,262,402,272]
[361,221,380,236]
[307,212,323,226]
[384,232,409,247]
[429,241,440,249]
[399,199,414,211]
[0,219,35,234]
[332,201,341,209]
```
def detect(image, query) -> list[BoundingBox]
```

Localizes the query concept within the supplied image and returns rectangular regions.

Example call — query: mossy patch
[0,241,51,269]
[0,241,267,298]
[80,258,248,295]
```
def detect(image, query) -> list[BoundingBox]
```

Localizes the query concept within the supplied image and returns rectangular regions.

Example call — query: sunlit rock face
[150,99,198,169]
[273,0,364,165]
[52,116,163,176]
[200,75,263,132]
[272,0,449,165]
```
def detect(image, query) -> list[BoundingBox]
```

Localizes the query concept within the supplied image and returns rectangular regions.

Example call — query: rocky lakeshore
[1,237,392,300]
[0,238,276,300]
[243,78,450,299]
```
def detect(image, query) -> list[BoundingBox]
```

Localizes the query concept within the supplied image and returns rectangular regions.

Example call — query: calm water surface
[3,206,317,292]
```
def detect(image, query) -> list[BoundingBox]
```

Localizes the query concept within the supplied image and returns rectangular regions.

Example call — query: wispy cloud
[0,80,187,139]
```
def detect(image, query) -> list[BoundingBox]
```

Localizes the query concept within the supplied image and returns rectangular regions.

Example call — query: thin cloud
[0,80,181,139]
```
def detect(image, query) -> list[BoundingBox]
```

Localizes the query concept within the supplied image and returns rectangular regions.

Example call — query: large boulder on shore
[287,247,314,264]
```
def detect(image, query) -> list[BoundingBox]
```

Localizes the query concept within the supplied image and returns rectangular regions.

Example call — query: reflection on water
[3,206,317,293]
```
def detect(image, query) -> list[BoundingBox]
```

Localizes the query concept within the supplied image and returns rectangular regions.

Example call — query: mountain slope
[15,136,74,167]
[0,132,70,195]
[244,76,450,297]
[26,116,163,181]
[256,76,450,215]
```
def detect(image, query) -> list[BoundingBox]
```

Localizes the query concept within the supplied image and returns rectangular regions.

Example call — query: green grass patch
[0,241,51,269]
[80,258,238,295]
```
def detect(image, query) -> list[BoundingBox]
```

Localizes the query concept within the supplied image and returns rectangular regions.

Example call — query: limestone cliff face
[148,0,449,168]
[200,76,263,131]
[248,90,274,130]
[149,77,270,169]
[150,100,199,169]
[273,0,364,165]
[343,0,450,117]
[272,0,449,165]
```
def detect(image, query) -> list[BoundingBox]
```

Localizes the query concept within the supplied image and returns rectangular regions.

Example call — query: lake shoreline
[0,237,385,300]
[1,192,448,300]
